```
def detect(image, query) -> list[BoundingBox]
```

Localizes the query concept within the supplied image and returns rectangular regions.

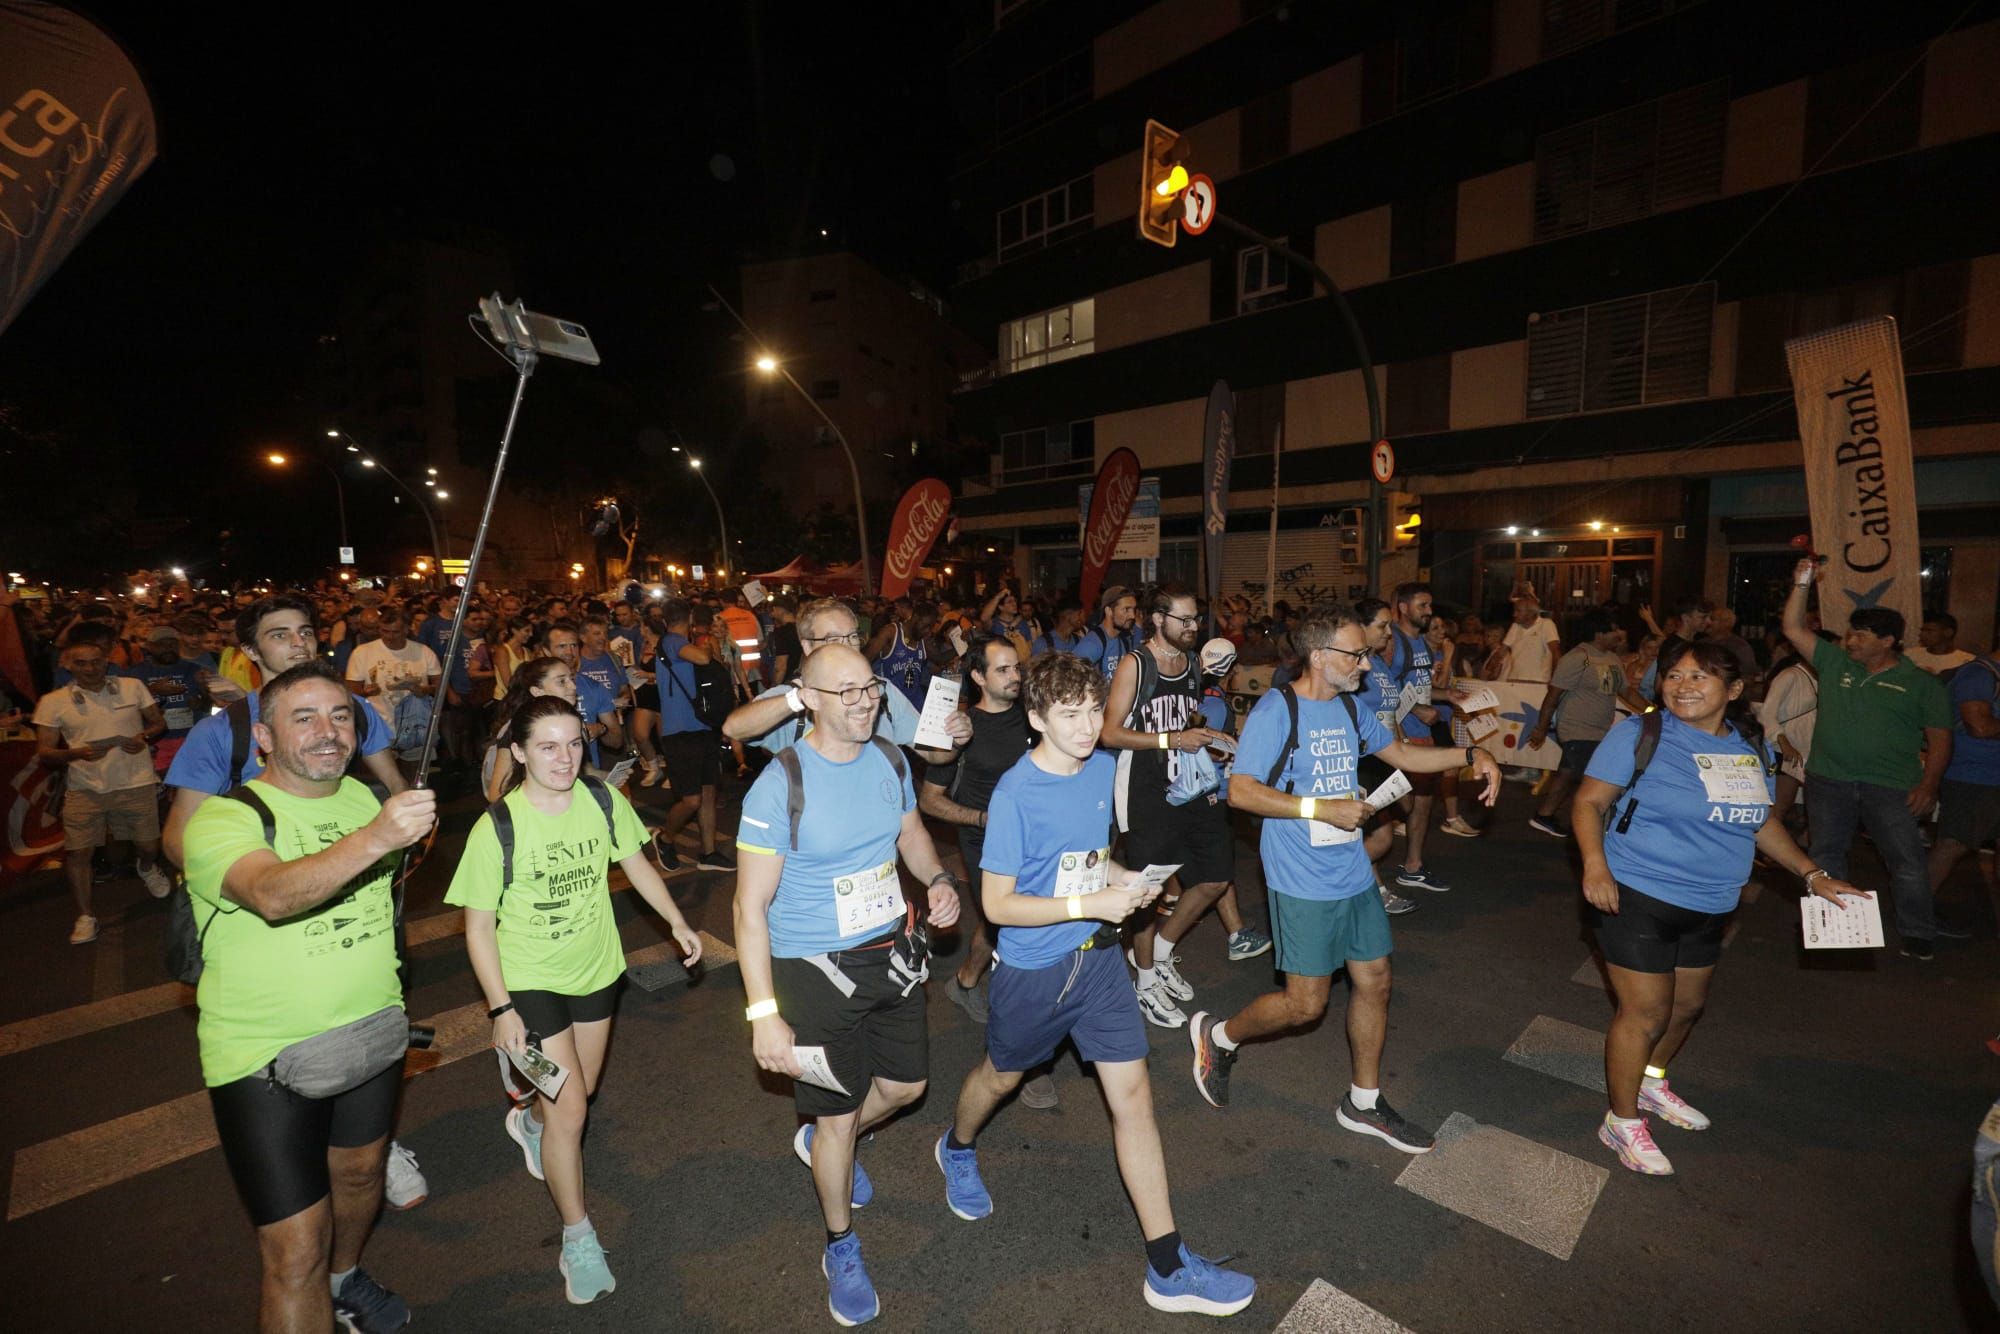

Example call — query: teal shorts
[1270,889,1393,977]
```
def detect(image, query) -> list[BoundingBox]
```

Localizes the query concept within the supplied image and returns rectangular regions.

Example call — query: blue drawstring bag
[1167,746,1225,806]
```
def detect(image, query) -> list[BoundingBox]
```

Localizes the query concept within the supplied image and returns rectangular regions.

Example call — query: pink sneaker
[1599,1114,1674,1175]
[1637,1079,1710,1130]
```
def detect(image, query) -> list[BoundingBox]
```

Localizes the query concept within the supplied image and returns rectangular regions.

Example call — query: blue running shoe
[505,1106,544,1181]
[934,1130,992,1221]
[822,1232,879,1326]
[559,1230,616,1305]
[332,1267,410,1332]
[795,1123,872,1208]
[1143,1243,1255,1317]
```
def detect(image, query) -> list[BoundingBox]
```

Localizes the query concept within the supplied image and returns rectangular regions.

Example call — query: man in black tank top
[1101,587,1238,1028]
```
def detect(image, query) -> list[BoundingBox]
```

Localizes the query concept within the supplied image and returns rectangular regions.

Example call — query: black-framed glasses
[1313,644,1370,665]
[1162,611,1202,626]
[805,630,862,647]
[808,677,888,706]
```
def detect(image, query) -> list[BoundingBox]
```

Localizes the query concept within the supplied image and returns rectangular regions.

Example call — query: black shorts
[510,977,622,1040]
[1592,884,1731,973]
[771,942,928,1117]
[209,1058,404,1226]
[659,727,720,795]
[635,682,660,712]
[1123,795,1235,887]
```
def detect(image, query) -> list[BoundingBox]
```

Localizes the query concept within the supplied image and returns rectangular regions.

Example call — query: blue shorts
[1270,889,1393,977]
[987,943,1149,1073]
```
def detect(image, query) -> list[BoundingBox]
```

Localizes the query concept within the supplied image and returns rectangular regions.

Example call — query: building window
[999,299,1095,374]
[1541,0,1706,58]
[1236,241,1291,314]
[1388,354,1453,437]
[1526,283,1714,417]
[1240,86,1291,171]
[998,418,1095,483]
[811,379,840,400]
[1804,46,1924,171]
[1391,185,1458,276]
[1366,0,1494,120]
[1533,80,1726,241]
[1234,383,1286,455]
[1734,261,1970,394]
[996,174,1094,263]
[994,48,1091,143]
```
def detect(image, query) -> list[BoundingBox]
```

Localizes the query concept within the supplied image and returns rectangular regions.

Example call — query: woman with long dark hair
[1572,640,1862,1176]
[448,697,701,1304]
[483,657,578,802]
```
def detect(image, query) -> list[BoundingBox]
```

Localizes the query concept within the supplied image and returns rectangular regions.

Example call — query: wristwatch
[1465,745,1479,767]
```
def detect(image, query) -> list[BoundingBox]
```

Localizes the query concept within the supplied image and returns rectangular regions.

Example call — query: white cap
[1199,637,1238,675]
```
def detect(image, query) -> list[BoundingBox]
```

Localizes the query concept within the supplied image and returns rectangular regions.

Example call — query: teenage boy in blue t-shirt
[933,652,1256,1319]
[1189,605,1501,1154]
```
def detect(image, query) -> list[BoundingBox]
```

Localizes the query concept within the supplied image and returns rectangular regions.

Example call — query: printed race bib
[1053,847,1110,898]
[1307,793,1363,846]
[833,860,905,938]
[1692,754,1770,806]
[164,706,195,731]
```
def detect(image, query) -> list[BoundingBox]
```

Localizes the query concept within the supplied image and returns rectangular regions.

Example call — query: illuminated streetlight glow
[266,452,287,465]
[689,458,703,469]
[170,566,185,579]
[754,355,778,373]
[360,458,376,468]
[434,490,449,500]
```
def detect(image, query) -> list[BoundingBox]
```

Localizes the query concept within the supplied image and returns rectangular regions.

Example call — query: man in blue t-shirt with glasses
[933,652,1255,1319]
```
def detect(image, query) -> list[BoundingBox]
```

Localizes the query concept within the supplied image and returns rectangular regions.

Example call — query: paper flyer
[1364,769,1413,811]
[1800,893,1884,949]
[793,1045,849,1095]
[507,1043,572,1101]
[912,674,963,750]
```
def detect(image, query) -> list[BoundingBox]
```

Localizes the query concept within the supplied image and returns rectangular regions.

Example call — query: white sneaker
[1637,1079,1711,1131]
[1128,947,1195,1003]
[1135,980,1188,1029]
[383,1140,429,1210]
[1599,1114,1674,1175]
[137,863,173,899]
[69,914,98,945]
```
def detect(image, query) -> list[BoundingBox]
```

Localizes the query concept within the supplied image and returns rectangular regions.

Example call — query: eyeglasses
[808,677,887,707]
[805,631,862,647]
[1162,611,1201,627]
[1312,644,1370,665]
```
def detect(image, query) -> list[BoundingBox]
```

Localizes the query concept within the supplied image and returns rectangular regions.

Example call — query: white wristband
[785,686,806,715]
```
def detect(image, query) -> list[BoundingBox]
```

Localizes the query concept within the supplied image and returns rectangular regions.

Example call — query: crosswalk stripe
[5,929,731,1222]
[1274,1278,1415,1333]
[0,870,670,1059]
[1394,1111,1608,1260]
[1502,1014,1606,1093]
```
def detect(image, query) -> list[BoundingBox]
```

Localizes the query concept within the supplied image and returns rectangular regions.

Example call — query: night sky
[0,2,974,582]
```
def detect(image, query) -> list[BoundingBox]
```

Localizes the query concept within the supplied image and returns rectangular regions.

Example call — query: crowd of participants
[3,560,1995,1327]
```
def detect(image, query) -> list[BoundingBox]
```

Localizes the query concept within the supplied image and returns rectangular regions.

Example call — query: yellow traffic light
[1138,119,1186,249]
[1389,492,1422,548]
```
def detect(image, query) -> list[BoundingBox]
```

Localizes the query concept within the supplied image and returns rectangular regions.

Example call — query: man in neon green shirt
[183,661,436,1333]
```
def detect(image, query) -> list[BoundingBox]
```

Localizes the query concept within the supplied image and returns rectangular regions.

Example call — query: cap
[1097,584,1132,610]
[146,626,181,646]
[1199,637,1238,675]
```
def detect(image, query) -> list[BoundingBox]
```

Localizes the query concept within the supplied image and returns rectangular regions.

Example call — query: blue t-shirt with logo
[1234,688,1394,901]
[127,660,207,738]
[736,741,915,956]
[164,686,393,794]
[574,670,620,767]
[576,650,622,704]
[1074,626,1133,682]
[1585,712,1775,914]
[1354,652,1397,735]
[1384,627,1435,741]
[1030,630,1081,657]
[1946,657,2000,785]
[415,615,453,664]
[980,750,1116,969]
[654,634,704,737]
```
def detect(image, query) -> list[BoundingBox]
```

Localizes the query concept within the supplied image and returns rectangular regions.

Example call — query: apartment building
[946,0,2000,644]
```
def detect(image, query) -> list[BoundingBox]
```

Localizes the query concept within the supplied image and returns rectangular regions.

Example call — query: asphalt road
[3,762,1997,1332]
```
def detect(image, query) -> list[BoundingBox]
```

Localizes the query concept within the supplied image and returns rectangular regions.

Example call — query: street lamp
[671,429,731,581]
[326,428,447,566]
[263,447,350,552]
[707,285,873,594]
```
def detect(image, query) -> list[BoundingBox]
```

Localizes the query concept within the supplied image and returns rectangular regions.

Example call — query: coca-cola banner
[1079,448,1141,613]
[1,738,63,893]
[1,1,159,337]
[879,478,951,601]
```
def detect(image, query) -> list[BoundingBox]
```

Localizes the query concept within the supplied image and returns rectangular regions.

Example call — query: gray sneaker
[1226,928,1272,961]
[1335,1093,1434,1154]
[1378,884,1418,915]
[946,977,989,1025]
[1018,1073,1059,1109]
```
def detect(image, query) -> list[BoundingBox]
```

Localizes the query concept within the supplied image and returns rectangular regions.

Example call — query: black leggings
[209,1059,403,1226]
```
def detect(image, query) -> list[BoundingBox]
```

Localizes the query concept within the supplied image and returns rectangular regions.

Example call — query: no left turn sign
[1371,439,1396,485]
[1181,174,1217,234]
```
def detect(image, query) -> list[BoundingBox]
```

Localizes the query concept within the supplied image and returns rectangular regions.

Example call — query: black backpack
[1610,709,1773,835]
[166,784,273,985]
[774,736,908,850]
[661,650,733,730]
[223,692,373,788]
[1260,684,1364,793]
[486,775,617,904]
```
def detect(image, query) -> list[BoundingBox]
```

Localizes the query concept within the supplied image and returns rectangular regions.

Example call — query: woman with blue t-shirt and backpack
[1573,640,1861,1177]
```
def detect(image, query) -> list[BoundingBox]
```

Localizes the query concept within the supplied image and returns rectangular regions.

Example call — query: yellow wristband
[1158,731,1172,750]
[744,998,779,1022]
[1066,894,1086,919]
[1300,797,1317,820]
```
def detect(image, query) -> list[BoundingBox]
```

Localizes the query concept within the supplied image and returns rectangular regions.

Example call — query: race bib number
[1692,754,1770,806]
[163,706,195,731]
[834,860,905,938]
[1307,793,1363,846]
[1412,678,1432,707]
[1054,847,1110,898]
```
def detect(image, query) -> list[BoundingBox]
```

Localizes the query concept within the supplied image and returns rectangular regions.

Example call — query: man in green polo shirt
[1783,559,1953,959]
[183,661,437,1331]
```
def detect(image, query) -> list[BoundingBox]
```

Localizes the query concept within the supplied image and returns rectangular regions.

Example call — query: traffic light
[1389,492,1422,549]
[1138,119,1189,248]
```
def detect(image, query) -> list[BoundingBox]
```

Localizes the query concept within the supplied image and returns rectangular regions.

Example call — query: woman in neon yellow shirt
[448,696,702,1304]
